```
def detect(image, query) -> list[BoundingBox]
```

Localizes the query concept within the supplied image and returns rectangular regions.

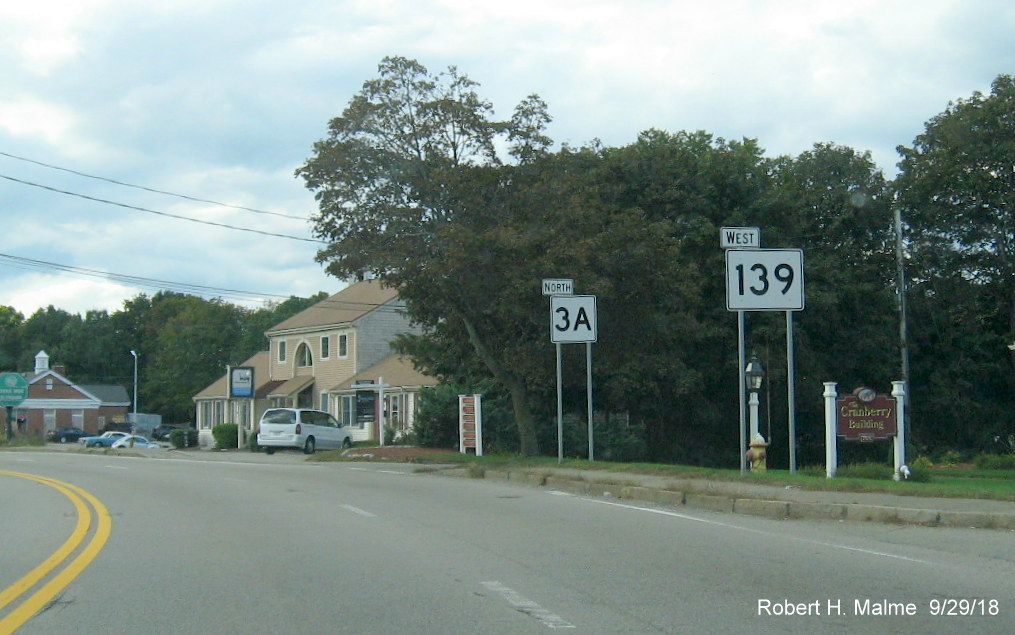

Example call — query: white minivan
[257,408,353,455]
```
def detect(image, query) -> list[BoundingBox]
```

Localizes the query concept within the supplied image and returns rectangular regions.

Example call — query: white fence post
[892,381,906,480]
[823,382,838,478]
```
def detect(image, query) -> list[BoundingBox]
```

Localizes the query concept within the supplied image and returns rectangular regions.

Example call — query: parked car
[79,431,130,447]
[111,435,162,449]
[151,424,182,441]
[46,427,88,443]
[257,408,352,455]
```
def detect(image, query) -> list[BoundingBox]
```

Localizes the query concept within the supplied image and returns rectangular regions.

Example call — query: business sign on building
[836,390,897,441]
[229,367,254,398]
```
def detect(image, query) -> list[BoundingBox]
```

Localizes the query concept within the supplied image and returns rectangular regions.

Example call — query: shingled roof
[265,279,401,335]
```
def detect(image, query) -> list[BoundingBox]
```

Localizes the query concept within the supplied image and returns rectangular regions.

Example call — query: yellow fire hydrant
[746,433,768,471]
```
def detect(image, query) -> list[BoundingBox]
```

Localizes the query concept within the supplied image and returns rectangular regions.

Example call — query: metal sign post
[548,290,597,463]
[786,311,797,472]
[724,245,805,473]
[737,312,747,474]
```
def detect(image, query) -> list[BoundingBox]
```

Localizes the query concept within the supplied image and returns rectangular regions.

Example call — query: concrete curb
[444,467,1015,531]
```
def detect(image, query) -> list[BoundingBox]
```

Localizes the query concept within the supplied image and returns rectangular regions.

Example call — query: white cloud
[4,273,137,316]
[0,97,78,145]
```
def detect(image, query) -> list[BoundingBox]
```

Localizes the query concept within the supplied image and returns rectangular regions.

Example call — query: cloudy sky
[1,0,1012,317]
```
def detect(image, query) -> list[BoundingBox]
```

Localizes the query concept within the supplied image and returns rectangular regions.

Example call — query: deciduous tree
[299,56,554,454]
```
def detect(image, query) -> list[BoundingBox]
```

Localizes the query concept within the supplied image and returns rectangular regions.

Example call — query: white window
[296,343,313,368]
[277,340,287,363]
[338,334,348,358]
[46,379,53,391]
[320,392,330,413]
[340,395,356,427]
[72,410,84,428]
[321,335,330,359]
[44,409,56,430]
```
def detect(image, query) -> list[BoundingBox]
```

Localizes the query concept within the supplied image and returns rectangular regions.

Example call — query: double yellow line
[0,471,111,635]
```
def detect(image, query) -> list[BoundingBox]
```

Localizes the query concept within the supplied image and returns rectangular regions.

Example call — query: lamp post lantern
[130,350,139,416]
[745,353,769,471]
[745,354,765,440]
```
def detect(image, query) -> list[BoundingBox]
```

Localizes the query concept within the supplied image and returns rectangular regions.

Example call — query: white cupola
[35,350,50,374]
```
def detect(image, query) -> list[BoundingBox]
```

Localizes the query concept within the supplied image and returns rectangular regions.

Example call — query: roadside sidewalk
[439,465,1015,531]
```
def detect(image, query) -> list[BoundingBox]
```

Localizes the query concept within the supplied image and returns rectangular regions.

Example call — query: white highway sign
[550,295,597,343]
[725,249,804,311]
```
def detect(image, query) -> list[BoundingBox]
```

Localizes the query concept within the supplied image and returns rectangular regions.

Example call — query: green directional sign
[0,372,29,407]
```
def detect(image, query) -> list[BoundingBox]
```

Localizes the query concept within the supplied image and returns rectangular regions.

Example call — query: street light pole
[130,350,138,416]
[745,353,768,471]
[745,354,765,441]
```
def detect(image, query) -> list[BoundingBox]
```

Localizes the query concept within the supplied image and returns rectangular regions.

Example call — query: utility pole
[894,209,911,435]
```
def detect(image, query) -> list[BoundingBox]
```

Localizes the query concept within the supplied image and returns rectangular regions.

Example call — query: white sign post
[549,293,597,463]
[725,248,805,473]
[459,394,483,456]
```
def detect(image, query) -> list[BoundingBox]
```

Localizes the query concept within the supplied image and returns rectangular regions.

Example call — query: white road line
[481,581,575,630]
[584,498,930,564]
[340,504,376,518]
[103,465,129,470]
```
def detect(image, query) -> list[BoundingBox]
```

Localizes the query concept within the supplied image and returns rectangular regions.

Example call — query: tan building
[193,279,437,446]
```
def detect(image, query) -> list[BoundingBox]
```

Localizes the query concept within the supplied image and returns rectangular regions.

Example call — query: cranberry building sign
[836,390,897,441]
[823,382,908,480]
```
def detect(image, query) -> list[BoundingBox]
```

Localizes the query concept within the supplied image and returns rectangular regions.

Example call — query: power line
[0,252,408,313]
[0,252,291,303]
[0,150,311,220]
[0,173,327,244]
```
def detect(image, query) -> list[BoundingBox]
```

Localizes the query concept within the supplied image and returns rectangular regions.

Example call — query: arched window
[295,342,313,368]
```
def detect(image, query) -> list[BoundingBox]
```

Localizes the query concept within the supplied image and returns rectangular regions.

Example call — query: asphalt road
[2,450,1013,634]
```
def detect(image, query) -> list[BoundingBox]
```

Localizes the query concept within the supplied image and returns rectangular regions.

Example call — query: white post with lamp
[745,353,768,470]
[745,354,764,441]
[130,349,139,426]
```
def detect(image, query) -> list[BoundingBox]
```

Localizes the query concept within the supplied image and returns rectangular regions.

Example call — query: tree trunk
[459,314,540,455]
[1009,286,1015,372]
